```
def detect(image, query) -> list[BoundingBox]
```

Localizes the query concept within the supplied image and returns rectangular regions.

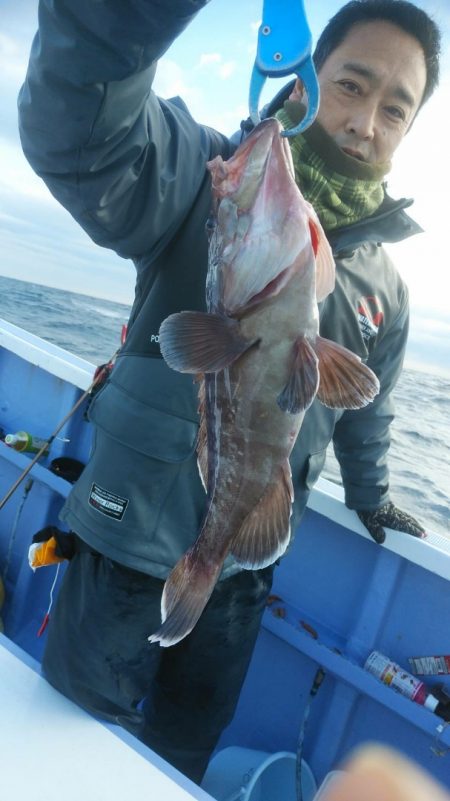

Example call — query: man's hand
[357,502,426,544]
[320,745,450,801]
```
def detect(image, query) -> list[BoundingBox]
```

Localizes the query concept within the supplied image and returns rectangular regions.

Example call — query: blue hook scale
[249,0,320,136]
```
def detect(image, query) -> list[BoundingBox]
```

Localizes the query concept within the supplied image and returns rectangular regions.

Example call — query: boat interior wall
[219,507,450,786]
[0,323,94,657]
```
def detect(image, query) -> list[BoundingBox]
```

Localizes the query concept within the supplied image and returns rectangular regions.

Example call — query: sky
[0,0,449,373]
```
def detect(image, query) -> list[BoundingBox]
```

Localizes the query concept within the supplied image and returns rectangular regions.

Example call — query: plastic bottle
[434,686,450,722]
[364,651,439,712]
[4,431,49,455]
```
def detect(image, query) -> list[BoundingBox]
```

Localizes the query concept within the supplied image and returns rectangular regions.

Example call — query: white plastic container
[201,746,317,801]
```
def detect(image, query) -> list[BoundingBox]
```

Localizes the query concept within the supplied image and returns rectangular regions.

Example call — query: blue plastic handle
[249,0,320,136]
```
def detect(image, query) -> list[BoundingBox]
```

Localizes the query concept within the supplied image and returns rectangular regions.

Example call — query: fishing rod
[0,358,116,512]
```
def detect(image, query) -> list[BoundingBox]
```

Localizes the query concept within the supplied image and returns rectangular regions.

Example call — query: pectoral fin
[230,461,293,569]
[159,311,257,373]
[313,336,380,409]
[277,336,319,413]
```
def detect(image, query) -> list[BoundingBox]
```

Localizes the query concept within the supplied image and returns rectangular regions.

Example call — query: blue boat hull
[1,317,449,796]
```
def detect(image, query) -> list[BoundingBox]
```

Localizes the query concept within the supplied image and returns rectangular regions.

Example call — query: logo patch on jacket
[89,483,129,521]
[357,295,384,341]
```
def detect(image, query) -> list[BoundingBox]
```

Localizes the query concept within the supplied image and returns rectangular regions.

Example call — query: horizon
[1,272,449,379]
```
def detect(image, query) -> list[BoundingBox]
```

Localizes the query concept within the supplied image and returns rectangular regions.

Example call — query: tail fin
[148,549,224,647]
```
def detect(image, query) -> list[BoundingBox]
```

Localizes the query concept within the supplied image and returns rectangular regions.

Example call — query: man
[18,0,441,784]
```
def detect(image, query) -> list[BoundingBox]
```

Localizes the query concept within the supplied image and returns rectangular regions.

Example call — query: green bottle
[4,430,50,455]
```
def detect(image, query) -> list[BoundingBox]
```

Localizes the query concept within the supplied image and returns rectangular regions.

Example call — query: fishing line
[37,563,60,637]
[296,666,326,801]
[1,478,34,583]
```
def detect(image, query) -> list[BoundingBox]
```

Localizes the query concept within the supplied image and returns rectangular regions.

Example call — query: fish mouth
[208,118,290,201]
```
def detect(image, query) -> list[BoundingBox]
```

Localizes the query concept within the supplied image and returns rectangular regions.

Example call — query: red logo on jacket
[358,296,384,340]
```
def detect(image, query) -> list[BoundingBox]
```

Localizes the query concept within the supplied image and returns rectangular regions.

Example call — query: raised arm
[18,0,228,259]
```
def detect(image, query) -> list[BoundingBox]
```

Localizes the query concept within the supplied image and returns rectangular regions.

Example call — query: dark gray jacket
[18,0,421,578]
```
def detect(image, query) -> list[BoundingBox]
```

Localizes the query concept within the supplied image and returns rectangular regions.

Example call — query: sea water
[1,275,448,539]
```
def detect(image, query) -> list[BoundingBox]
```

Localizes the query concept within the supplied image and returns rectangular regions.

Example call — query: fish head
[206,118,333,315]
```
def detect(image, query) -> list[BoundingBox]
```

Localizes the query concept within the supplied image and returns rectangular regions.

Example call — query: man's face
[313,20,427,164]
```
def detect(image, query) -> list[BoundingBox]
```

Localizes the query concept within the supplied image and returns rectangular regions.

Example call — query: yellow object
[28,537,66,569]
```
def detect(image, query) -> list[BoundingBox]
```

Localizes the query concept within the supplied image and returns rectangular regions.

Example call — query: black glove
[32,526,77,560]
[357,502,426,545]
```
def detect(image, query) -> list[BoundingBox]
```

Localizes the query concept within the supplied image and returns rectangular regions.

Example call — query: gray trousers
[42,541,274,784]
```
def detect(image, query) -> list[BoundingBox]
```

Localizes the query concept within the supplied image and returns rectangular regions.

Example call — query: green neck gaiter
[275,101,391,232]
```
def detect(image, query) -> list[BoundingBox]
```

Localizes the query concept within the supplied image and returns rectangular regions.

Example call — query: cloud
[0,140,134,305]
[218,61,237,80]
[0,32,28,81]
[0,138,53,203]
[197,53,222,68]
[0,212,134,305]
[152,58,203,108]
[0,32,19,57]
[383,72,450,318]
[205,104,249,136]
[196,53,236,80]
[387,78,450,205]
[0,32,32,142]
[406,312,450,378]
[0,210,31,228]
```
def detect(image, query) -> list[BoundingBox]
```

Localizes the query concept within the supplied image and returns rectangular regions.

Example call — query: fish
[149,118,379,647]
